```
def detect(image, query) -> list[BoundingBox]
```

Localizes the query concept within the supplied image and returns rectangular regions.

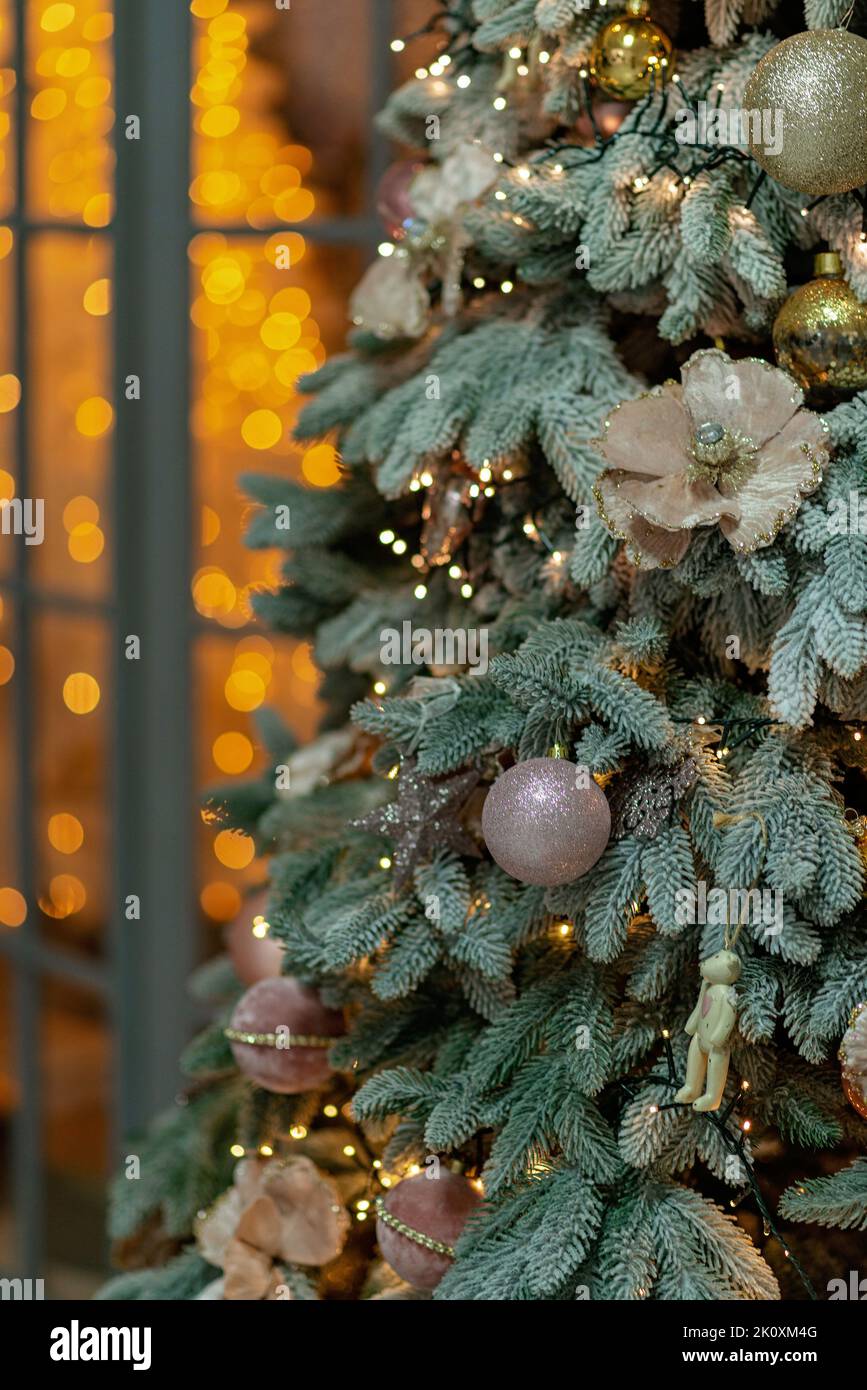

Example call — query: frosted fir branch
[780,1158,867,1231]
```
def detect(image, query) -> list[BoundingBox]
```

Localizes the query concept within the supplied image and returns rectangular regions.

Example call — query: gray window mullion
[111,0,194,1147]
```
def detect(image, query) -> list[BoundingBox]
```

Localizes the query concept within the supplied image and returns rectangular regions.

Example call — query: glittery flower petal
[623,516,693,570]
[681,350,803,448]
[615,472,737,532]
[719,409,827,553]
[593,384,693,477]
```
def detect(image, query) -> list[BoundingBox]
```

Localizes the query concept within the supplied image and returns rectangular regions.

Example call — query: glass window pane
[190,0,373,225]
[33,611,110,957]
[0,592,20,922]
[0,230,17,581]
[41,976,108,1296]
[26,0,114,227]
[29,233,112,596]
[0,957,17,1272]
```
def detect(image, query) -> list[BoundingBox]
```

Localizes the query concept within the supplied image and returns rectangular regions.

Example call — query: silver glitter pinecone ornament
[743,30,867,196]
[481,757,611,886]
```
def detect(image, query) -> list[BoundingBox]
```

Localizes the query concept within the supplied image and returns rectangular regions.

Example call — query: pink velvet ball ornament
[228,977,345,1094]
[481,757,611,886]
[376,1170,482,1292]
[376,160,424,240]
[574,97,632,146]
[225,889,283,987]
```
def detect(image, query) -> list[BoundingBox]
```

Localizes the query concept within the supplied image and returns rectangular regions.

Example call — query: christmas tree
[101,0,867,1302]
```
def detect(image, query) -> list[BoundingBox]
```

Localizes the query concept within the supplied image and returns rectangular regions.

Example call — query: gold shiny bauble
[589,1,673,102]
[773,251,867,403]
[743,29,867,195]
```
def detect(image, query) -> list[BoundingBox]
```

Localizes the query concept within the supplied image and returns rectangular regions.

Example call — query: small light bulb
[390,38,405,53]
[502,468,513,480]
[517,63,529,76]
[415,67,428,80]
[378,855,392,870]
[538,50,550,63]
[500,279,514,293]
[357,1199,370,1212]
[495,190,507,201]
[456,74,471,89]
[323,1104,338,1118]
[392,538,407,555]
[493,151,504,163]
[493,96,507,110]
[259,1143,273,1157]
[290,1124,308,1140]
[373,681,387,696]
[409,478,421,492]
[448,564,462,579]
[461,583,473,598]
[414,583,427,599]
[378,242,395,257]
[508,45,522,59]
[379,529,395,545]
[420,470,434,486]
[230,1143,245,1158]
[343,1145,356,1158]
[468,483,480,498]
[473,276,486,288]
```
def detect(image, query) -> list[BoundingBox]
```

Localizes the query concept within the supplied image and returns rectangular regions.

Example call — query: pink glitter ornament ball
[376,1170,482,1291]
[481,757,611,886]
[228,977,345,1094]
[376,160,424,240]
[225,888,283,987]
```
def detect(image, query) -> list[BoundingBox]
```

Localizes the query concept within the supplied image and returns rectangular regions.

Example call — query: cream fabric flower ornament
[591,349,830,569]
[350,142,500,339]
[195,1155,349,1300]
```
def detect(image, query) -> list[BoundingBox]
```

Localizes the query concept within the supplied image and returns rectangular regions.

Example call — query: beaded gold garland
[374,1195,456,1258]
[223,1026,335,1048]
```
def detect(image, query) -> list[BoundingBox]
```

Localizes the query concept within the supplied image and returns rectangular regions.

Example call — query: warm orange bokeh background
[0,0,435,1295]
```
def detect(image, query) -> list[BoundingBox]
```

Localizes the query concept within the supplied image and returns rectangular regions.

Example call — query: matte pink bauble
[225,889,283,986]
[229,977,345,1094]
[376,160,424,240]
[376,1171,482,1291]
[574,98,632,146]
[481,758,611,886]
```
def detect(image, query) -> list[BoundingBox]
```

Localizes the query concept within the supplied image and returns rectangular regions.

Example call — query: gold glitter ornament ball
[774,251,867,403]
[743,29,867,195]
[590,0,673,101]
